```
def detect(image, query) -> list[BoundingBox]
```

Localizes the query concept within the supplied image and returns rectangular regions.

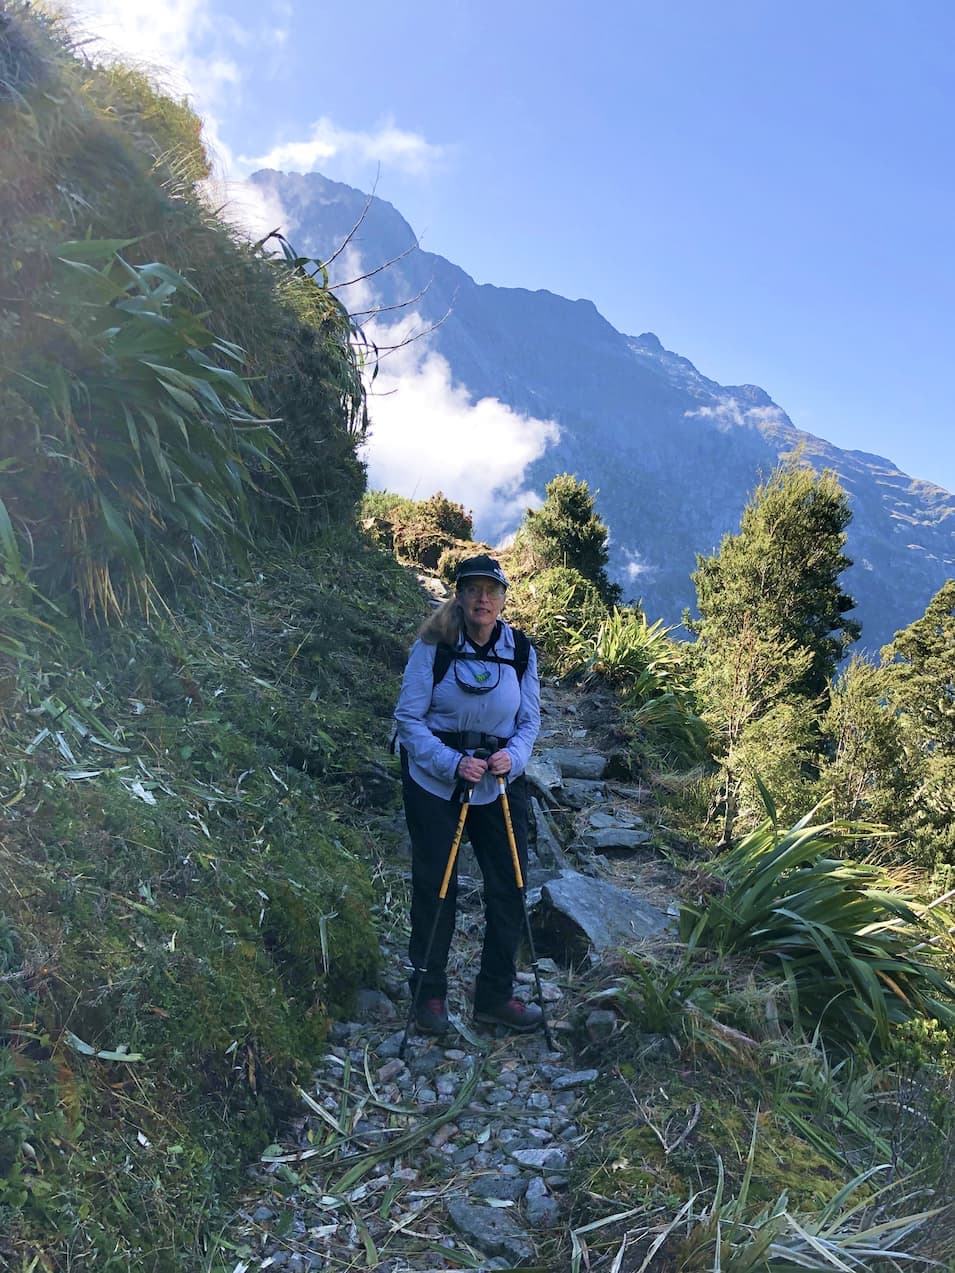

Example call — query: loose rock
[545,747,608,780]
[447,1198,535,1264]
[524,1177,561,1229]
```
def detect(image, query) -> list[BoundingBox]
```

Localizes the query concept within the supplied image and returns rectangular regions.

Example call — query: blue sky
[72,0,955,495]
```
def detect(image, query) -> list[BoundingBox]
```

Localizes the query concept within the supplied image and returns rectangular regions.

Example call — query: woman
[394,553,543,1035]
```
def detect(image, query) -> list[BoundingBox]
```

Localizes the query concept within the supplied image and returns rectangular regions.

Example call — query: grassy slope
[0,533,425,1269]
[0,6,405,1263]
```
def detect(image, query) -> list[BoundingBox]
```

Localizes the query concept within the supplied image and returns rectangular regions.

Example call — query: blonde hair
[418,597,464,645]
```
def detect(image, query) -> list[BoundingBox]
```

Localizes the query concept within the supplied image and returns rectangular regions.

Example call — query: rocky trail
[222,679,683,1272]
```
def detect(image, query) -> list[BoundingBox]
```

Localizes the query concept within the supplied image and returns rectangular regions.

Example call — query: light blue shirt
[395,622,541,805]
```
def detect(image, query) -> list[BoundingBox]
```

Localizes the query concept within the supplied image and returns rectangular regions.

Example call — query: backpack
[432,628,531,690]
[390,628,533,757]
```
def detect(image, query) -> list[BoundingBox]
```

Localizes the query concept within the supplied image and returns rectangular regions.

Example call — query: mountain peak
[249,168,419,259]
[633,331,665,353]
[256,169,955,652]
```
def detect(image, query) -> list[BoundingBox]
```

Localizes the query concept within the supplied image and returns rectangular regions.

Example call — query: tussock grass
[0,532,425,1268]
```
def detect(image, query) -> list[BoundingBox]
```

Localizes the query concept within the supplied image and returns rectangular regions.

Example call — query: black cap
[454,553,508,589]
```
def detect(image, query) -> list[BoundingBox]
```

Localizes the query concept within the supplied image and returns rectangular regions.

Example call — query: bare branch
[363,305,453,363]
[321,165,380,270]
[348,279,434,320]
[330,238,420,291]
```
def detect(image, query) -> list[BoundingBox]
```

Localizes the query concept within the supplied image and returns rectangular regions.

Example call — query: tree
[693,613,814,841]
[882,580,955,869]
[518,473,621,605]
[690,461,860,700]
[689,461,860,840]
[814,655,913,828]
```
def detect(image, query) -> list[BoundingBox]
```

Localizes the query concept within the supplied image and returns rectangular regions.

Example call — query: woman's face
[458,577,506,636]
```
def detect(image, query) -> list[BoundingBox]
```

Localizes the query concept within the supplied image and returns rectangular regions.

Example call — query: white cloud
[239,117,446,179]
[211,177,290,243]
[359,312,559,541]
[621,549,655,581]
[684,398,787,432]
[64,2,444,243]
[65,0,211,95]
[320,250,558,538]
[64,0,292,241]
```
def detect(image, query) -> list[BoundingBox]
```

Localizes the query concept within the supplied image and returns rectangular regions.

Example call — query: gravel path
[223,682,664,1271]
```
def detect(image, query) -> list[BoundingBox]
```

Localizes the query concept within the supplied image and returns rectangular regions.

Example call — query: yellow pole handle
[498,777,524,889]
[438,796,470,899]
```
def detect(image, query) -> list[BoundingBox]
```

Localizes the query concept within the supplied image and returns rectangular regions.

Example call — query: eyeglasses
[460,582,505,600]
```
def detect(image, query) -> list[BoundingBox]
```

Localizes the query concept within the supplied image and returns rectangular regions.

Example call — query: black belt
[434,730,509,752]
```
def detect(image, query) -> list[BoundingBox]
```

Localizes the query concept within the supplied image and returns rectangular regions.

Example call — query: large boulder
[580,827,652,852]
[543,747,608,780]
[533,869,671,963]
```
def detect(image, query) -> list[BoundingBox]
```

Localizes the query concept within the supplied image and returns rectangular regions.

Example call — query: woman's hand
[457,754,489,783]
[487,749,512,777]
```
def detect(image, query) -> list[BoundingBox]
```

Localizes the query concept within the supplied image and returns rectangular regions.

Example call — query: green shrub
[681,804,955,1052]
[7,242,288,619]
[359,490,474,570]
[506,565,609,671]
[563,607,709,767]
[361,490,419,524]
[361,490,472,541]
[1,4,367,603]
[418,492,473,540]
[514,472,620,604]
[602,950,726,1046]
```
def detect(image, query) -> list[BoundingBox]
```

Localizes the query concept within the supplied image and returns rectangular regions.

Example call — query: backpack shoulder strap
[511,627,531,684]
[432,630,531,688]
[432,642,455,689]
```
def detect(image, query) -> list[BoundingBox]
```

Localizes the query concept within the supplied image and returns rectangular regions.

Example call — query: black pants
[402,765,529,1011]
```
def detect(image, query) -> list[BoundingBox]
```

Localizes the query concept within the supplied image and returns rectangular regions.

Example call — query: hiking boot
[474,998,543,1033]
[415,997,450,1035]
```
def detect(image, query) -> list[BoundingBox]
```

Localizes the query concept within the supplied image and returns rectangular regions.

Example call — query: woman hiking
[394,553,543,1036]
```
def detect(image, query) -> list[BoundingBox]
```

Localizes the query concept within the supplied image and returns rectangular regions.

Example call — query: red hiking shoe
[415,997,450,1035]
[474,998,543,1033]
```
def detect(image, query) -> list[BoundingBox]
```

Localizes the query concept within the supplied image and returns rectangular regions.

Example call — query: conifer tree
[814,654,913,827]
[690,462,860,699]
[882,579,955,868]
[689,461,860,839]
[519,473,621,605]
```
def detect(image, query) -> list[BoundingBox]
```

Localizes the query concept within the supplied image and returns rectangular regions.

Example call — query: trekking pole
[399,778,474,1059]
[497,776,556,1051]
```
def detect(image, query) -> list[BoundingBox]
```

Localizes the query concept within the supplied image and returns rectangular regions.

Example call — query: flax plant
[11,240,290,619]
[0,498,60,662]
[681,800,955,1050]
[564,607,709,766]
[652,1156,943,1271]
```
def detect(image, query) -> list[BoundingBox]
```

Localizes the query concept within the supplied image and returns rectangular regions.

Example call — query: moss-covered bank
[0,532,425,1269]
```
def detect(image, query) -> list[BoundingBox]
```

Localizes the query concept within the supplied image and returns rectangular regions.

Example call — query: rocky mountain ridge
[250,169,955,652]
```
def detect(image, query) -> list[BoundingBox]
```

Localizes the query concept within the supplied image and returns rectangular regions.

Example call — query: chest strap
[434,729,509,752]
